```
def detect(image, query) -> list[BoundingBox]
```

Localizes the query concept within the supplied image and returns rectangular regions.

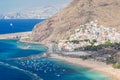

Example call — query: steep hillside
[32,0,120,44]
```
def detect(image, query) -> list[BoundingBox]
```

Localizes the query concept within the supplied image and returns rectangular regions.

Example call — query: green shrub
[71,40,80,44]
[104,41,113,47]
[81,56,88,60]
[67,37,70,40]
[84,39,90,42]
[92,39,97,43]
[113,62,120,69]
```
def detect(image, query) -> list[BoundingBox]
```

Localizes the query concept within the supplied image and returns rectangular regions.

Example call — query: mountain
[1,6,66,19]
[32,0,120,44]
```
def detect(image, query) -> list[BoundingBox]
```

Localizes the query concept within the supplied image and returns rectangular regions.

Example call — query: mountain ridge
[0,4,70,19]
[32,0,120,44]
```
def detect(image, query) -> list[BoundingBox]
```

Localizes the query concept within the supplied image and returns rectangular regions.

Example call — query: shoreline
[0,31,32,40]
[0,32,49,50]
[0,32,120,80]
[49,54,120,80]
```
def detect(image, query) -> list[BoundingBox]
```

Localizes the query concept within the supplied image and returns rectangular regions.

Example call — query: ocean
[0,41,112,80]
[0,19,45,34]
[0,19,112,80]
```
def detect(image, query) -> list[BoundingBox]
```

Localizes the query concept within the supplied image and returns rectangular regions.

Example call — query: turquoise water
[0,40,47,59]
[0,40,112,80]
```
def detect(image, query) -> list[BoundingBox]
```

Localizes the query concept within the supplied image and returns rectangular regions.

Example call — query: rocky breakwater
[0,31,32,40]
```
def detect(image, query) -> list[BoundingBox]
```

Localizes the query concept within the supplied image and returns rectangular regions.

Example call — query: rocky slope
[32,0,120,44]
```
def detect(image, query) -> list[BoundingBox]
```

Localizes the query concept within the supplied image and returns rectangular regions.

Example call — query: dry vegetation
[32,0,120,44]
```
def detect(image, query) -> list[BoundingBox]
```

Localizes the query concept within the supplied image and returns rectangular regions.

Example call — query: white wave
[0,61,43,80]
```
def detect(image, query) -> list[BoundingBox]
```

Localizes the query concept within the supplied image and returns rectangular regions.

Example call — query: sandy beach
[0,32,120,80]
[50,54,120,80]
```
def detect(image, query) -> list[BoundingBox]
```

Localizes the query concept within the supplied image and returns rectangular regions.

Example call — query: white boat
[20,45,30,49]
[10,23,13,26]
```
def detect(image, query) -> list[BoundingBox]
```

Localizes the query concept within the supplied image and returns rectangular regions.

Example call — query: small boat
[24,45,30,49]
[20,45,30,49]
[10,23,13,26]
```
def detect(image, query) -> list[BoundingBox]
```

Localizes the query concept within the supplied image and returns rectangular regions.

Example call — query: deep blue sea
[0,19,45,34]
[0,20,112,80]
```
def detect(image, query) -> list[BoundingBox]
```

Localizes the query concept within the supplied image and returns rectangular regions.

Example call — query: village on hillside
[58,20,120,51]
[45,20,120,69]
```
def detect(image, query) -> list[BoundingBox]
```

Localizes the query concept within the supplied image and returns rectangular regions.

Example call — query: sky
[0,0,71,15]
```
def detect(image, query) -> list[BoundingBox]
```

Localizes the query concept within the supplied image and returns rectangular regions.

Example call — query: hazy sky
[0,0,71,14]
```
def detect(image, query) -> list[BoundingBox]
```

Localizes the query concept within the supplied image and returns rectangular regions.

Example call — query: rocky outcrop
[32,0,120,44]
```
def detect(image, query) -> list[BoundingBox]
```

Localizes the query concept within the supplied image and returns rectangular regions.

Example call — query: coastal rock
[32,0,120,44]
